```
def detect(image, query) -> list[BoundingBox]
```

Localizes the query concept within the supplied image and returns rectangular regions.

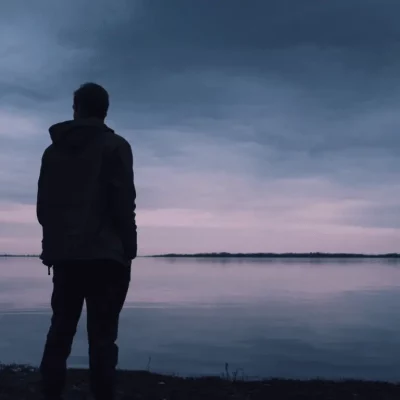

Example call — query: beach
[1,364,399,400]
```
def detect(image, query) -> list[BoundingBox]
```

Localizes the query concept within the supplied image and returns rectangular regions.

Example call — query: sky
[1,0,400,255]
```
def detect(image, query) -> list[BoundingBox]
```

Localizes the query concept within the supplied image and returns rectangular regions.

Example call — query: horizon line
[1,252,400,258]
[150,252,400,258]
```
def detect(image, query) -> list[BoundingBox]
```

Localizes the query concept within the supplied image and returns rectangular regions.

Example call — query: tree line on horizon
[151,252,400,258]
[1,252,400,259]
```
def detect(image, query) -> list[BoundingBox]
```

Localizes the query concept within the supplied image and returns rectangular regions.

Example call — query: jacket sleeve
[37,149,49,227]
[109,140,137,259]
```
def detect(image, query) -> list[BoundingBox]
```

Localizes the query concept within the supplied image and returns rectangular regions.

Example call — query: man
[37,83,137,400]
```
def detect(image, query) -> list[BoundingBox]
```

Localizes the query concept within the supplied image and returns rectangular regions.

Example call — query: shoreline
[149,252,400,259]
[1,364,400,399]
[2,252,400,259]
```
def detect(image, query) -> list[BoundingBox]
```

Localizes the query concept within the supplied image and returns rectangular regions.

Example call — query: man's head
[73,83,109,121]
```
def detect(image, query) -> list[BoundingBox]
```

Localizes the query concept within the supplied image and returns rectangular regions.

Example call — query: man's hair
[73,82,109,119]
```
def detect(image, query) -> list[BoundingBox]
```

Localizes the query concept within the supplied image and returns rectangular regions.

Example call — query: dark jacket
[37,119,137,268]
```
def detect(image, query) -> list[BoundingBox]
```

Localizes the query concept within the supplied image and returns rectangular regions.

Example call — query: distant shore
[1,364,400,400]
[150,252,400,258]
[1,252,400,259]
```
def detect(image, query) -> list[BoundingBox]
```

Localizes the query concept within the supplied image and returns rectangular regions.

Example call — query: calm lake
[1,257,400,381]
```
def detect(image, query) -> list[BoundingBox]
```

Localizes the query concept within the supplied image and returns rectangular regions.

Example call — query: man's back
[37,118,137,268]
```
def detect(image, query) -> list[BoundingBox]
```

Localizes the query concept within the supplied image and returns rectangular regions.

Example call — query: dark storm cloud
[3,0,400,130]
[66,0,400,64]
[43,0,400,160]
[2,0,399,97]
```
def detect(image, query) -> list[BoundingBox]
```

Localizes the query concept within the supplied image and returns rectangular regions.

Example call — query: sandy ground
[0,364,399,399]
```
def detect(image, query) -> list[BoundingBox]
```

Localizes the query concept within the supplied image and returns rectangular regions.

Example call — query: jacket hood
[49,119,114,150]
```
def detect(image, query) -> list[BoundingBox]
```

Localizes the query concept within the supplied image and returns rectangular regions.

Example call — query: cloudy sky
[1,0,400,255]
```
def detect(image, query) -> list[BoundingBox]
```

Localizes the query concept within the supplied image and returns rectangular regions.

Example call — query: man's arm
[109,139,137,260]
[37,149,49,227]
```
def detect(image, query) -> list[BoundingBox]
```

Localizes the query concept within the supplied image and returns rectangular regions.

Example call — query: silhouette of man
[37,83,137,400]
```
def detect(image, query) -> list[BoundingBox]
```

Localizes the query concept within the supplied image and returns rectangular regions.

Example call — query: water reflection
[0,257,400,381]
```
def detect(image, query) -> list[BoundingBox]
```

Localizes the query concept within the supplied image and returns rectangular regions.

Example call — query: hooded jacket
[37,119,137,269]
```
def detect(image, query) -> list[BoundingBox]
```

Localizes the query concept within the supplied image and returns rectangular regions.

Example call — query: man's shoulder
[41,144,55,160]
[41,128,132,160]
[105,132,133,165]
[108,131,132,150]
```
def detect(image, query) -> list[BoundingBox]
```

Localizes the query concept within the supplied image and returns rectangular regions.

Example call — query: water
[1,257,400,381]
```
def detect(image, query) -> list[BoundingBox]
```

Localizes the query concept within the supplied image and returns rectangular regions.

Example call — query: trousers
[40,260,130,400]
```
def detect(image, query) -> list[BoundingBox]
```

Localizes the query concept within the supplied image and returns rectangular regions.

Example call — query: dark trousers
[40,260,130,400]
